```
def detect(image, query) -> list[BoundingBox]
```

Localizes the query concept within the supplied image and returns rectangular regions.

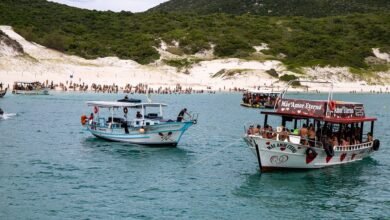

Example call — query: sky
[48,0,170,12]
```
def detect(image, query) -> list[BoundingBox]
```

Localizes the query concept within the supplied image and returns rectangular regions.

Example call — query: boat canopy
[14,81,41,84]
[262,98,377,124]
[86,101,167,108]
[247,89,280,95]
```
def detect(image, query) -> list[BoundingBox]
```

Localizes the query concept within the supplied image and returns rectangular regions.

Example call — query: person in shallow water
[0,108,3,115]
[177,108,190,122]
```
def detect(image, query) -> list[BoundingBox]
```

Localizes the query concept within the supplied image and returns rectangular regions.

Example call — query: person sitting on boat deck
[341,138,349,147]
[366,132,373,142]
[262,124,269,138]
[267,125,275,139]
[308,125,316,147]
[124,95,129,100]
[332,135,339,147]
[136,111,143,119]
[247,125,254,135]
[253,125,261,135]
[299,124,309,145]
[351,135,360,145]
[177,108,190,122]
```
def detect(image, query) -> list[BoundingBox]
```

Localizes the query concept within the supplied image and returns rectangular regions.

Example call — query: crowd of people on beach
[247,122,372,148]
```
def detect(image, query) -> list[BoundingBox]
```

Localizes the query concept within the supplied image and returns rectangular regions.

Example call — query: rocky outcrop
[0,30,24,56]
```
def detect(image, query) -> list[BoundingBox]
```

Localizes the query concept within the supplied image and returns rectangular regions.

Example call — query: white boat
[243,81,380,172]
[83,101,198,147]
[241,89,281,109]
[12,82,49,95]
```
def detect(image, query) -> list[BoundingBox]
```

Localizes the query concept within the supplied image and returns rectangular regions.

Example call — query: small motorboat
[12,82,49,95]
[244,81,380,172]
[82,101,198,147]
[0,88,7,98]
[241,89,281,109]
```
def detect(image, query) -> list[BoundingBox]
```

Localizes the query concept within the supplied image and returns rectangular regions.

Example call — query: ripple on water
[0,93,389,219]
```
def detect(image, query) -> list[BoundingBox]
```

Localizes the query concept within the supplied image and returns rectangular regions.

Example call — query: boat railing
[334,142,372,152]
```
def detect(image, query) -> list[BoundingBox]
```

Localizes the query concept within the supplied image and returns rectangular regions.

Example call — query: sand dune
[0,25,389,92]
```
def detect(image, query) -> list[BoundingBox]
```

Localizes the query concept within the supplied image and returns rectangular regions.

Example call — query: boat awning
[129,103,168,108]
[86,101,167,108]
[247,89,281,95]
[261,111,377,123]
[323,117,377,123]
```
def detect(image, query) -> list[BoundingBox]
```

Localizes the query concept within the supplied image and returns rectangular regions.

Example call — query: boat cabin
[259,98,377,148]
[86,101,168,129]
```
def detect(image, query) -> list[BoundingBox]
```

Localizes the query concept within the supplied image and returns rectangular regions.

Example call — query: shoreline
[1,25,389,95]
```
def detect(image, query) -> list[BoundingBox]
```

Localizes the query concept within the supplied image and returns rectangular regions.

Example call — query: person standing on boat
[300,124,309,145]
[177,108,190,122]
[88,113,94,121]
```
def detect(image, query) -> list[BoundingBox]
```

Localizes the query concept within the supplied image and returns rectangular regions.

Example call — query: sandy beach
[1,25,389,93]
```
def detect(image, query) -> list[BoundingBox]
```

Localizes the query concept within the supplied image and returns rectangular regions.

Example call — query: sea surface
[0,92,389,219]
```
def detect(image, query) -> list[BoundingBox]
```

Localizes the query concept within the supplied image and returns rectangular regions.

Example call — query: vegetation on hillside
[0,0,388,71]
[151,0,390,17]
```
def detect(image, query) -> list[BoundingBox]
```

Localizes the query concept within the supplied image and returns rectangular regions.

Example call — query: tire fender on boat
[373,139,380,151]
[123,107,128,114]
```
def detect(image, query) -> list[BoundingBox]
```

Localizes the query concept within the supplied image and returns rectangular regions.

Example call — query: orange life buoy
[123,107,128,114]
[93,106,99,114]
[329,101,336,111]
[81,115,87,125]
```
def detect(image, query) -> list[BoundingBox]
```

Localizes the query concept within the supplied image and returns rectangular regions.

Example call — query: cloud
[48,0,169,12]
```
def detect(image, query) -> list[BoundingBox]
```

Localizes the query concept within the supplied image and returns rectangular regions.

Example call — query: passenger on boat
[253,125,261,135]
[267,125,274,139]
[351,135,360,145]
[88,113,94,121]
[367,132,373,142]
[177,108,190,122]
[247,125,254,135]
[300,124,308,145]
[341,138,349,146]
[279,127,290,142]
[308,125,316,146]
[136,111,143,119]
[332,135,339,147]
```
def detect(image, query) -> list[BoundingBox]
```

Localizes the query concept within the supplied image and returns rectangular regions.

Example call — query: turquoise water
[0,92,389,219]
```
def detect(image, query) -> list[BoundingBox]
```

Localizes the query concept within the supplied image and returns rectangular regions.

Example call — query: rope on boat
[138,139,241,193]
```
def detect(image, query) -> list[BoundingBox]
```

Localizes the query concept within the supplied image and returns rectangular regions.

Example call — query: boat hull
[87,122,194,147]
[243,135,375,172]
[12,89,49,95]
[0,88,7,98]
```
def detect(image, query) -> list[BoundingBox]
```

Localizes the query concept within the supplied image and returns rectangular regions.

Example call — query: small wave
[0,113,17,120]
